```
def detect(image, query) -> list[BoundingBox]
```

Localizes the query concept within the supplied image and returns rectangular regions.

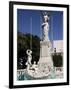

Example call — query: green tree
[17,32,40,69]
[52,53,63,67]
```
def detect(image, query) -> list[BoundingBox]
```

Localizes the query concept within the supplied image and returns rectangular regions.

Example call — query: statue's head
[44,15,49,22]
[43,12,49,22]
[26,49,32,56]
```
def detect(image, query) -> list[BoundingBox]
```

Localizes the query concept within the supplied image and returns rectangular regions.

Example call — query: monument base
[25,40,54,79]
[25,64,52,79]
[38,56,53,70]
[25,56,53,79]
[39,41,53,68]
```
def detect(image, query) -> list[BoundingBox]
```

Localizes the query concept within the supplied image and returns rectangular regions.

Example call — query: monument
[38,12,54,77]
[25,12,54,79]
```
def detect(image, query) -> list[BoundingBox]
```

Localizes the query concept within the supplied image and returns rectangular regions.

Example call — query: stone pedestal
[40,41,52,57]
[38,41,53,74]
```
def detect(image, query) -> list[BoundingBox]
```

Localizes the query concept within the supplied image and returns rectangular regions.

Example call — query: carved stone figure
[26,49,32,70]
[42,13,49,41]
[31,61,38,74]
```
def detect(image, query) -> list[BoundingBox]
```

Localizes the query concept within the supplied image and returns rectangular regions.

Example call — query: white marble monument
[26,12,54,78]
[38,12,53,76]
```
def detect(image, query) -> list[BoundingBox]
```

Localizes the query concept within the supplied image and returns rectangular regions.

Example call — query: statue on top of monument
[42,12,49,41]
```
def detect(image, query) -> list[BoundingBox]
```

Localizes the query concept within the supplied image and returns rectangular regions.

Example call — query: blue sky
[17,9,63,40]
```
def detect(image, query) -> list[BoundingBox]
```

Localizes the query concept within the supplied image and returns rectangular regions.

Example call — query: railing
[54,67,63,78]
[17,69,26,77]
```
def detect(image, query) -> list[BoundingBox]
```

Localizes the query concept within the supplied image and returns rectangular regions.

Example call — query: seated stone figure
[30,61,38,74]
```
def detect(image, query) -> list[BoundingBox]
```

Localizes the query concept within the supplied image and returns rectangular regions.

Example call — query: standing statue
[42,12,49,41]
[26,49,32,70]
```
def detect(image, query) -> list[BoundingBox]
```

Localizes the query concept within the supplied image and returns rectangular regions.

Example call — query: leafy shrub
[52,53,63,67]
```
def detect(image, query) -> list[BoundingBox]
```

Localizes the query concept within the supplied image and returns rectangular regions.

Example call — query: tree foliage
[17,32,40,69]
[52,53,63,67]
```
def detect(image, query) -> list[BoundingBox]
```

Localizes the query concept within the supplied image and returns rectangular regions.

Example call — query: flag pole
[51,14,53,53]
[30,17,32,50]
